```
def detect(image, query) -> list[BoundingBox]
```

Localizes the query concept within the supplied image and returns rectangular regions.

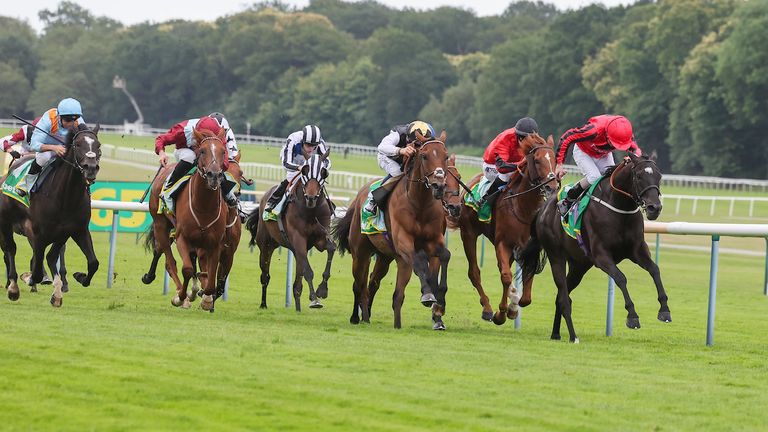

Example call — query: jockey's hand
[159,150,168,167]
[51,146,67,157]
[555,164,566,180]
[399,146,416,157]
[10,150,21,159]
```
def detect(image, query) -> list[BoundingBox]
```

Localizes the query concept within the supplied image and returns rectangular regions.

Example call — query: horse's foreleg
[630,244,671,323]
[492,242,515,326]
[1,226,20,301]
[461,229,493,321]
[392,258,414,329]
[70,230,99,287]
[412,249,436,307]
[173,236,195,309]
[315,238,335,300]
[548,256,575,341]
[258,243,275,309]
[58,244,68,293]
[431,245,451,331]
[199,247,219,312]
[142,249,162,285]
[592,251,639,329]
[46,241,67,307]
[291,238,309,312]
[350,254,371,324]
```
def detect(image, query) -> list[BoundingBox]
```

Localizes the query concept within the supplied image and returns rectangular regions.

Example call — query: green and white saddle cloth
[158,164,197,215]
[361,180,387,235]
[1,160,33,207]
[558,178,603,239]
[464,177,493,223]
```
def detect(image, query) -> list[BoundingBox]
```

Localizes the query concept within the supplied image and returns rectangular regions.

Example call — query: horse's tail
[245,208,260,247]
[519,211,547,282]
[331,204,353,256]
[142,222,155,253]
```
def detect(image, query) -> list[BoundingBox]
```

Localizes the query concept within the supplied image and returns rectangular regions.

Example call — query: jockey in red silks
[555,114,642,214]
[17,98,85,196]
[1,116,40,160]
[479,117,539,208]
[155,113,241,210]
[264,124,331,213]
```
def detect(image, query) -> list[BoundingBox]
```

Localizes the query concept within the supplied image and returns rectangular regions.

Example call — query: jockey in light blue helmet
[18,97,86,196]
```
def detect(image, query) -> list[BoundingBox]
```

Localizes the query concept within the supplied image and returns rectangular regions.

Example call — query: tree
[0,17,37,117]
[0,63,32,118]
[305,0,393,39]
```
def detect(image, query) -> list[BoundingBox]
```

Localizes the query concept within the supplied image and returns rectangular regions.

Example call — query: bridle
[609,157,661,211]
[297,154,329,202]
[504,144,557,200]
[65,129,101,181]
[195,135,226,190]
[405,139,447,192]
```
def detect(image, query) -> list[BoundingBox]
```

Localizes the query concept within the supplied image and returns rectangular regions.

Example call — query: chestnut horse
[0,123,101,306]
[142,158,245,301]
[357,154,464,330]
[448,133,557,324]
[332,131,450,329]
[146,127,228,311]
[246,152,336,311]
[520,153,670,343]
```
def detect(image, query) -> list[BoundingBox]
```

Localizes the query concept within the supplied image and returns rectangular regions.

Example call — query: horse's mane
[518,132,546,154]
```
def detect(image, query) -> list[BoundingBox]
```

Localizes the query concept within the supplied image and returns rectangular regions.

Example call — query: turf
[1,228,767,430]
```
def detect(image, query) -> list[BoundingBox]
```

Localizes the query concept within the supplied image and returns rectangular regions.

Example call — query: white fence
[662,194,768,218]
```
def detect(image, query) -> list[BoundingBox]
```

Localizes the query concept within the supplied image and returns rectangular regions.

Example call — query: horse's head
[410,129,448,199]
[443,154,462,218]
[193,127,228,190]
[299,151,330,209]
[519,133,557,198]
[625,152,663,220]
[69,124,102,184]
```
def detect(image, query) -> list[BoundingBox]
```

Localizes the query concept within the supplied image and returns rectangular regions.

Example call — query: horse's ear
[650,149,658,162]
[92,124,100,136]
[321,167,329,179]
[193,128,204,144]
[415,129,426,143]
[217,127,226,142]
[301,164,309,175]
[449,154,455,164]
[547,134,554,147]
[439,130,447,143]
[321,148,330,161]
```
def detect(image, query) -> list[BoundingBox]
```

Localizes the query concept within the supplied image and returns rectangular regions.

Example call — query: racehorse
[0,123,101,306]
[142,157,246,301]
[246,152,336,311]
[448,133,557,324]
[146,127,229,311]
[519,152,670,343]
[332,130,450,329]
[357,154,464,330]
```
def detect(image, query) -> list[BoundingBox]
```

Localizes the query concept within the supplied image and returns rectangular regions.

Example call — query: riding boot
[557,182,585,215]
[265,179,289,213]
[366,175,396,214]
[480,177,506,206]
[221,177,239,207]
[161,160,194,212]
[16,160,43,197]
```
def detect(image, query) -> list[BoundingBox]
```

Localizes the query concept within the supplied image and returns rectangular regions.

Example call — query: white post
[285,250,294,308]
[107,210,119,288]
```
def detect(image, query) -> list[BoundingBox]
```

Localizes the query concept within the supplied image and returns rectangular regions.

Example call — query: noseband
[66,129,100,181]
[504,144,557,200]
[609,158,661,210]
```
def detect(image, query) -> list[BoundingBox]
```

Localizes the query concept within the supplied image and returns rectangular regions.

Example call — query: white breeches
[573,145,615,185]
[174,147,196,164]
[35,150,57,167]
[377,153,403,177]
[482,162,511,182]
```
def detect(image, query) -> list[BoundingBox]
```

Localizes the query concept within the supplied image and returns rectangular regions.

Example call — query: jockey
[155,113,240,210]
[1,118,38,160]
[555,114,642,214]
[17,98,85,197]
[264,124,331,213]
[364,120,435,214]
[479,117,539,207]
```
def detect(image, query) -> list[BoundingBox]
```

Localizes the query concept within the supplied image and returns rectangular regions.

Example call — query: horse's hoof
[20,272,32,285]
[200,294,214,311]
[171,296,183,307]
[61,284,69,293]
[73,272,89,287]
[316,284,328,299]
[50,295,62,308]
[350,315,360,325]
[41,275,53,285]
[260,304,267,309]
[658,311,672,323]
[181,297,191,309]
[626,317,641,329]
[492,312,506,326]
[481,311,494,321]
[420,293,436,307]
[309,299,323,309]
[29,285,37,293]
[551,334,561,341]
[141,273,155,285]
[570,337,580,344]
[433,320,446,331]
[7,290,20,302]
[507,307,519,320]
[189,289,198,302]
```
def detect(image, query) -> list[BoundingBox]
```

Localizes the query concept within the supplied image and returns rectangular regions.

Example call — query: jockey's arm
[377,130,401,158]
[281,133,302,171]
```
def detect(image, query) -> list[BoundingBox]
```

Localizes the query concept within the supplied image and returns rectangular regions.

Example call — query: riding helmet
[302,124,322,146]
[605,116,636,150]
[57,98,83,117]
[407,120,436,142]
[195,117,223,135]
[514,117,539,137]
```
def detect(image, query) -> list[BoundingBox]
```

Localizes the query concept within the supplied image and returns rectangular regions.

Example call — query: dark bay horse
[520,153,670,343]
[0,123,101,306]
[448,133,556,324]
[246,152,336,311]
[332,131,450,329]
[357,154,464,330]
[146,127,229,311]
[142,158,245,301]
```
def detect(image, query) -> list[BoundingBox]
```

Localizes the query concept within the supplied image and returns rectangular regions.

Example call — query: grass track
[1,229,767,430]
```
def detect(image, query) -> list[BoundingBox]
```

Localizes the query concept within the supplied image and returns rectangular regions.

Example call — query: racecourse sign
[90,181,151,232]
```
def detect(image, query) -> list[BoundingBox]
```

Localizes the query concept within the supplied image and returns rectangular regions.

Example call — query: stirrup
[557,199,572,215]
[15,188,28,197]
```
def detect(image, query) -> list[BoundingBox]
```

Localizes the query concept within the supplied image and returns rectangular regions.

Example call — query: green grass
[1,227,767,430]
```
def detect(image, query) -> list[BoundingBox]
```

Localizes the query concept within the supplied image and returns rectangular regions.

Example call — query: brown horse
[0,123,101,306]
[142,157,245,301]
[332,131,450,329]
[447,133,557,324]
[359,154,464,330]
[146,127,229,311]
[246,152,336,311]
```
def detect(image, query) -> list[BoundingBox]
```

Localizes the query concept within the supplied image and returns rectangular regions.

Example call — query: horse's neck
[49,163,89,211]
[501,170,541,212]
[600,166,637,207]
[402,169,440,213]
